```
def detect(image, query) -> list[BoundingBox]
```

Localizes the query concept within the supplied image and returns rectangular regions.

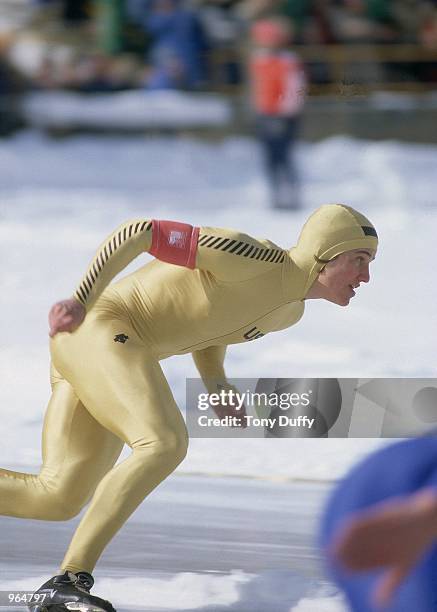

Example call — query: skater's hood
[289,204,378,296]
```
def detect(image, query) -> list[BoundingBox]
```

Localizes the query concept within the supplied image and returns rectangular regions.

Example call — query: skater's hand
[331,488,437,608]
[210,383,247,428]
[49,298,86,337]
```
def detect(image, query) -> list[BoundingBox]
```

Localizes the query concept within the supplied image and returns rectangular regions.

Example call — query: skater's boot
[29,570,116,612]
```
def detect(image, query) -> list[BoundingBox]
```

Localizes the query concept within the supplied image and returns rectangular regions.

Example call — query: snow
[23,90,233,130]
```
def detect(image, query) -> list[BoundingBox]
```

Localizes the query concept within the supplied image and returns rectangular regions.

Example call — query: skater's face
[317,249,375,306]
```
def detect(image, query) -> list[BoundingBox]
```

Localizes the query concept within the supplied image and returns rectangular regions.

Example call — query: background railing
[210,44,437,96]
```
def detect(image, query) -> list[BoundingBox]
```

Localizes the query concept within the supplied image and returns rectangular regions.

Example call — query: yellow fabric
[0,204,377,574]
[51,310,188,573]
[291,204,378,295]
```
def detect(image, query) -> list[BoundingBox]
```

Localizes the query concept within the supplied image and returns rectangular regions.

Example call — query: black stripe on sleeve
[83,276,93,292]
[86,272,96,288]
[75,291,86,305]
[213,238,231,249]
[236,243,251,255]
[229,241,244,253]
[192,232,286,265]
[201,236,217,247]
[198,235,208,246]
[75,220,152,306]
[207,237,225,248]
[87,268,96,284]
[77,286,88,302]
[222,239,237,251]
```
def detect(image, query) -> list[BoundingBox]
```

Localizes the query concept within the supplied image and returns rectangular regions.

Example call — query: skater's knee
[38,478,88,520]
[45,494,86,520]
[154,430,189,466]
[136,429,189,467]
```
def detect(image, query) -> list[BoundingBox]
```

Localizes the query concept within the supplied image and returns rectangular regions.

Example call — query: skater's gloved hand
[49,297,86,337]
[210,382,247,428]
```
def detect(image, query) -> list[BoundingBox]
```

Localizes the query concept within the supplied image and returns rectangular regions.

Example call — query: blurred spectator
[327,0,399,44]
[0,37,27,134]
[417,3,437,81]
[391,0,428,43]
[299,0,337,45]
[324,0,401,84]
[195,0,244,86]
[34,49,142,92]
[61,0,92,25]
[74,52,135,91]
[145,0,209,89]
[238,0,283,21]
[249,17,306,210]
[238,0,313,43]
[32,0,93,26]
[420,4,437,49]
[145,45,185,89]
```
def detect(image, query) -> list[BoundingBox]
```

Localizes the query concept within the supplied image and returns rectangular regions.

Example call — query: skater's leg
[51,321,188,574]
[0,365,123,520]
[273,118,301,210]
[284,118,300,186]
[256,115,281,201]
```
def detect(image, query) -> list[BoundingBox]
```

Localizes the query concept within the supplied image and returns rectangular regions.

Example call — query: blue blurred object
[320,437,437,612]
[146,0,209,89]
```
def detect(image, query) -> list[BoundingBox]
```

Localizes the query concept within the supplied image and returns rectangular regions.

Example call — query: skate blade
[30,601,111,612]
[65,604,108,612]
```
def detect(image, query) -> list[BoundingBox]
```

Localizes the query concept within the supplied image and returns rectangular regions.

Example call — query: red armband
[149,220,199,269]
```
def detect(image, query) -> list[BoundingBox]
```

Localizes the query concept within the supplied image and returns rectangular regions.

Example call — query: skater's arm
[50,219,154,335]
[192,346,246,428]
[49,219,286,336]
[192,346,227,393]
[73,219,154,311]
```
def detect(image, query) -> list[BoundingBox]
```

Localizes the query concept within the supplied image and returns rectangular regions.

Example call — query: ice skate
[29,571,116,612]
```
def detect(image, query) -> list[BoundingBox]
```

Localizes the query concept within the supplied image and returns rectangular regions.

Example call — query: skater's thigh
[51,319,187,449]
[41,363,124,493]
